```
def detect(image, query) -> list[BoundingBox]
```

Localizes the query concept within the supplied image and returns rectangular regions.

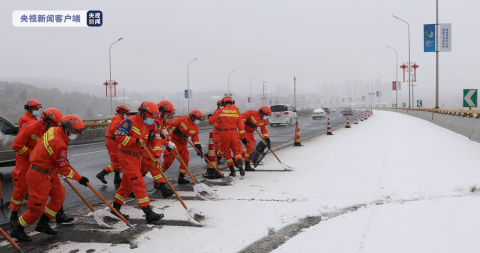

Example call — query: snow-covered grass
[49,111,480,253]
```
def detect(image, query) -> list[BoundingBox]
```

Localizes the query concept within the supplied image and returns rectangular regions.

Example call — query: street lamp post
[227,70,236,94]
[187,58,197,113]
[294,76,297,111]
[249,77,256,109]
[373,70,381,107]
[109,37,123,115]
[393,15,411,108]
[367,77,373,109]
[386,45,398,107]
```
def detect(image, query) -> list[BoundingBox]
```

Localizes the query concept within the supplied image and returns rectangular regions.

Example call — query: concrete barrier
[377,108,480,143]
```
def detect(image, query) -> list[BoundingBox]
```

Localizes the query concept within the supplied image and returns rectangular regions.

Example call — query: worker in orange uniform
[18,99,42,130]
[207,97,247,177]
[96,105,130,187]
[161,109,204,184]
[112,101,164,222]
[10,115,90,242]
[203,100,226,179]
[240,106,272,171]
[140,100,176,198]
[9,108,66,227]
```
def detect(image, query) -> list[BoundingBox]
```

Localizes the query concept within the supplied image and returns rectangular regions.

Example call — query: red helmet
[158,100,175,113]
[61,115,86,135]
[116,105,130,114]
[41,108,63,127]
[24,99,42,110]
[139,101,160,119]
[217,100,224,107]
[259,105,272,116]
[222,96,235,104]
[189,109,205,121]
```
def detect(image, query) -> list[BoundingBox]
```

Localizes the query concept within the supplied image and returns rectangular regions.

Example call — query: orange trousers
[213,128,224,158]
[141,158,165,184]
[162,139,189,175]
[18,169,65,227]
[220,130,243,167]
[243,131,256,162]
[114,152,150,207]
[105,139,121,174]
[8,154,30,211]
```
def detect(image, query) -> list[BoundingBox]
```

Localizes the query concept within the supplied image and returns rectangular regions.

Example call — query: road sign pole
[435,0,440,109]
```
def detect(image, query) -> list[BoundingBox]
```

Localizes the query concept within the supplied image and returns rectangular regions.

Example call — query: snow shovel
[255,129,293,171]
[244,141,269,168]
[55,168,119,228]
[0,226,45,253]
[170,147,217,200]
[67,165,147,237]
[140,140,207,224]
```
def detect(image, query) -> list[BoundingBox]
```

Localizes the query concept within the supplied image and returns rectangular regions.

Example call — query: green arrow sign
[392,104,395,107]
[463,89,477,107]
[402,103,406,108]
[417,100,422,107]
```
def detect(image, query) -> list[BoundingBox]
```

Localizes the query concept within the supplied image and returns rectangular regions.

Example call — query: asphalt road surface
[0,111,359,225]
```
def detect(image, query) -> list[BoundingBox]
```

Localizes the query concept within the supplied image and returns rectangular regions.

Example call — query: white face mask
[194,119,200,125]
[68,133,77,141]
[123,114,128,119]
[32,110,40,117]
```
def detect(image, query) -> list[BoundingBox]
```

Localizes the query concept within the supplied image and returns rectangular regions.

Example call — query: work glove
[136,138,145,147]
[0,131,4,141]
[173,128,187,139]
[245,121,257,129]
[161,129,169,137]
[79,176,89,187]
[166,141,176,152]
[241,138,248,145]
[208,114,213,119]
[265,137,271,149]
[154,156,161,166]
[195,144,203,157]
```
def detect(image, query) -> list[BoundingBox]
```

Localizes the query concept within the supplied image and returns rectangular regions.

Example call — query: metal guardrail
[386,107,480,118]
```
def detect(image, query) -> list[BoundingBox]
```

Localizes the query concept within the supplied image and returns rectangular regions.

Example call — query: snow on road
[48,111,480,253]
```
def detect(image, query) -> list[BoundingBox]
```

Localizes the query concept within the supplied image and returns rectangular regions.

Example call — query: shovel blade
[186,208,207,224]
[281,161,293,171]
[194,183,218,200]
[120,223,149,237]
[93,209,120,228]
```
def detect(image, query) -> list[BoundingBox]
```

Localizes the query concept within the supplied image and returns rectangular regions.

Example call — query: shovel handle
[255,129,282,163]
[54,168,96,212]
[139,140,189,210]
[185,138,224,176]
[0,227,22,251]
[85,182,131,226]
[172,148,197,185]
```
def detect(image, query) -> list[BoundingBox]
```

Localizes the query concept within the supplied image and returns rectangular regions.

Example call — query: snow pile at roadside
[49,111,480,253]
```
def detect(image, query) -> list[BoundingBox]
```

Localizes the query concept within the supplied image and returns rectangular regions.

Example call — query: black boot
[10,211,18,229]
[229,165,236,177]
[11,221,31,242]
[178,173,190,184]
[245,161,255,171]
[56,206,74,224]
[111,202,129,220]
[155,183,174,198]
[96,169,108,184]
[114,172,122,187]
[237,160,245,177]
[203,168,223,179]
[35,214,58,235]
[142,205,164,222]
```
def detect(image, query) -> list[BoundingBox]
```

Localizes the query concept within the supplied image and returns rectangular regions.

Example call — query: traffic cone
[354,113,358,124]
[294,121,302,146]
[360,111,364,121]
[345,115,351,128]
[327,118,333,135]
[364,110,368,120]
[203,132,222,179]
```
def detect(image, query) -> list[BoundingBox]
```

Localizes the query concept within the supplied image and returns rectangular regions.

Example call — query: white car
[268,104,298,126]
[312,108,326,119]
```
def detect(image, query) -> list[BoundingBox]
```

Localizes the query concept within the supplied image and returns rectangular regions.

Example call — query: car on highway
[0,115,18,167]
[269,104,298,126]
[330,108,337,113]
[312,108,326,119]
[342,108,354,116]
[322,108,331,115]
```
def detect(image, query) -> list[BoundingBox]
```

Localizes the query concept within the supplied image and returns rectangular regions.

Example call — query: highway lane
[0,111,359,224]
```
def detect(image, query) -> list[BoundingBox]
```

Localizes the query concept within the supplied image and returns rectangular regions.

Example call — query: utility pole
[123,87,125,104]
[294,76,297,110]
[261,82,268,104]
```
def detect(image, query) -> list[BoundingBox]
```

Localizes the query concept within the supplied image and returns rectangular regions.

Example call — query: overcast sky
[0,0,477,103]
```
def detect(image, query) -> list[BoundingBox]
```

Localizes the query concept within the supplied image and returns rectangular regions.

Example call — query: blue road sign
[424,24,435,52]
[184,90,188,98]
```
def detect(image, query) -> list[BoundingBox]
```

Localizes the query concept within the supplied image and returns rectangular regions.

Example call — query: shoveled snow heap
[49,111,480,252]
